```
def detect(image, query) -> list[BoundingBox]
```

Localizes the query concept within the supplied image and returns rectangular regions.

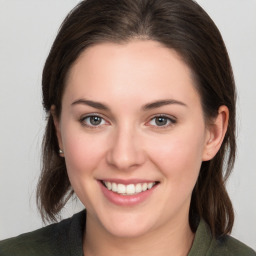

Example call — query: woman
[0,0,255,255]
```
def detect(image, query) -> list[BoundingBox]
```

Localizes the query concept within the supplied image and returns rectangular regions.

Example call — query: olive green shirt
[0,210,255,256]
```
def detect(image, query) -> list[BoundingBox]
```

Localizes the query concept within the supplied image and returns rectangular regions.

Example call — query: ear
[51,105,64,157]
[202,105,229,161]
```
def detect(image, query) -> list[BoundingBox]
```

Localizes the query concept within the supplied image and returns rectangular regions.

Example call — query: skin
[52,40,228,256]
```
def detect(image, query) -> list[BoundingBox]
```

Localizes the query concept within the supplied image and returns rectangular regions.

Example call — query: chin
[105,222,152,239]
[98,210,158,238]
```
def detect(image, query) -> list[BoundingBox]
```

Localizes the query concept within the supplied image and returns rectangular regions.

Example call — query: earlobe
[51,105,64,156]
[202,106,229,161]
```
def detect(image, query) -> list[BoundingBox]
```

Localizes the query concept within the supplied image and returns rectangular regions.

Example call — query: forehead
[64,40,200,108]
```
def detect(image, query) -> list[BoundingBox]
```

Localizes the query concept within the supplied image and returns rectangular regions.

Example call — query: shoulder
[0,219,71,256]
[212,235,256,256]
[189,219,256,256]
[0,210,85,256]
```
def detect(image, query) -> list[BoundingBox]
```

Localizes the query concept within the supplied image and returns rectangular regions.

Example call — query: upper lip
[98,179,159,185]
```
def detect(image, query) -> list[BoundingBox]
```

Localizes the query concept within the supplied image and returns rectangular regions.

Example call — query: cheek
[147,128,205,184]
[61,126,108,178]
[60,126,109,205]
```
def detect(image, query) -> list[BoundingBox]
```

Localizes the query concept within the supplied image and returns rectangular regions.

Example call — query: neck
[83,213,194,256]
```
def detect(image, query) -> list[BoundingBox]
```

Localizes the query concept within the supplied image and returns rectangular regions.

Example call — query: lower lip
[99,181,158,206]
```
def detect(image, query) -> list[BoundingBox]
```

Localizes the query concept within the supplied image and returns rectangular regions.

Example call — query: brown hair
[37,0,236,237]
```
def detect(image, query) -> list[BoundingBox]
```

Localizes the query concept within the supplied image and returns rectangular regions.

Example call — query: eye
[148,115,176,127]
[80,115,108,128]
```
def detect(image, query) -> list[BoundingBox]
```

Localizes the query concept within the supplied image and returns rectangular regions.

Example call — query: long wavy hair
[37,0,236,237]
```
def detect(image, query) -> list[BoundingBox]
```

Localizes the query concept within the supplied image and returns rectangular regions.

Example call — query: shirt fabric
[0,210,255,256]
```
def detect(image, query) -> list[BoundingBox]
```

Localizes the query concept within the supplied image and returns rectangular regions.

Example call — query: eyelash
[79,114,177,129]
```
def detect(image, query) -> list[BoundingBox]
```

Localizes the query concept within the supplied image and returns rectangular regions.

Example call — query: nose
[106,125,146,171]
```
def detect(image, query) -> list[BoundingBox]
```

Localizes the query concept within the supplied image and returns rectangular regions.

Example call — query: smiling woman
[0,0,255,255]
[52,42,212,244]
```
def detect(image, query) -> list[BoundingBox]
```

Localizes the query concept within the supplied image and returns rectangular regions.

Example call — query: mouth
[101,180,159,196]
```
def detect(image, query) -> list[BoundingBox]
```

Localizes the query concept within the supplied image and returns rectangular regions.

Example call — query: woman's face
[55,40,212,238]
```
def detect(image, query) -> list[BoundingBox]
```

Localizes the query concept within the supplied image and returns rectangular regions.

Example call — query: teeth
[103,181,156,195]
[112,183,117,192]
[135,183,142,193]
[147,183,154,189]
[106,181,112,190]
[117,184,126,194]
[126,184,135,195]
[142,183,148,191]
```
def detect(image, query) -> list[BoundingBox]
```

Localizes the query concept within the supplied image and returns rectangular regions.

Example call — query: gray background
[0,0,255,250]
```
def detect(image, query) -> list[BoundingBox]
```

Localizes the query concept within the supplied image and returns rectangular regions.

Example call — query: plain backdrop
[0,0,255,250]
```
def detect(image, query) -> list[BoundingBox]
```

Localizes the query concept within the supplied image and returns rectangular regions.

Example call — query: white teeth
[117,184,126,194]
[142,183,148,191]
[147,182,154,189]
[112,183,117,192]
[126,184,135,195]
[103,181,156,195]
[135,183,142,193]
[106,181,112,190]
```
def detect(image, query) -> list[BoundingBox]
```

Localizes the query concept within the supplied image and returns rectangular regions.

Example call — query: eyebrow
[71,98,187,111]
[142,99,187,110]
[71,99,110,110]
